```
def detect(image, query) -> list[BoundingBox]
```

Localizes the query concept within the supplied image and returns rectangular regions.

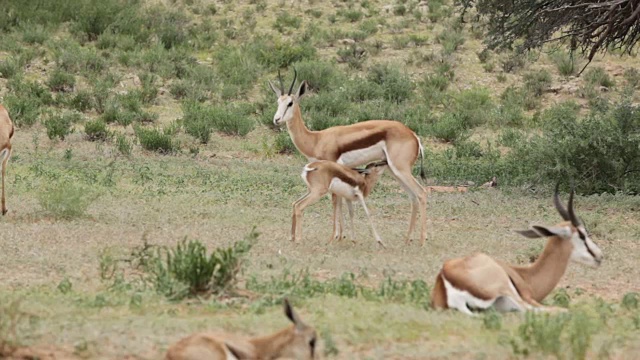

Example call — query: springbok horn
[277,70,284,94]
[288,67,297,95]
[567,186,579,226]
[554,182,570,221]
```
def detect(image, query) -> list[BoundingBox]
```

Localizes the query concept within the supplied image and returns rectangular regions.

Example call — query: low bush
[47,69,76,92]
[293,60,342,93]
[366,63,413,104]
[84,119,110,141]
[273,11,302,33]
[38,181,96,219]
[0,57,21,79]
[68,90,94,112]
[251,38,317,69]
[44,112,81,140]
[429,113,468,143]
[450,87,495,128]
[182,101,255,141]
[523,70,552,97]
[135,126,176,154]
[584,66,615,88]
[551,50,577,76]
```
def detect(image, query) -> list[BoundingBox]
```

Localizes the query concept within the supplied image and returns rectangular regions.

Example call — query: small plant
[84,119,110,141]
[584,66,615,88]
[57,277,73,294]
[623,68,640,88]
[273,11,302,33]
[366,63,413,104]
[483,310,502,330]
[621,292,639,310]
[436,29,464,55]
[568,310,597,360]
[551,50,577,76]
[38,182,96,219]
[69,90,93,112]
[135,126,176,154]
[517,312,569,358]
[116,134,132,156]
[552,288,571,308]
[523,70,552,97]
[321,329,339,357]
[47,68,75,92]
[44,112,80,140]
[429,113,468,143]
[0,57,21,79]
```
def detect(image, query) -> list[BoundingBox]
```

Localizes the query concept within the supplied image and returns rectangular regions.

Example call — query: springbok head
[269,68,308,126]
[280,298,317,359]
[517,183,604,267]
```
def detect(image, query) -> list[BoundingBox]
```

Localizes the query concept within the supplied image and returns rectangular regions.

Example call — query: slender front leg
[292,190,324,243]
[330,194,343,243]
[292,192,310,242]
[356,191,385,248]
[346,200,355,241]
[1,148,9,216]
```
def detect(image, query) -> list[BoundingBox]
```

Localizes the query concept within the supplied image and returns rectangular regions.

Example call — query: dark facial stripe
[578,230,597,259]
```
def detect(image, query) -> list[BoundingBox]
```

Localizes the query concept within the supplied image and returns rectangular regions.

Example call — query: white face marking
[337,141,386,167]
[273,95,296,126]
[569,226,603,267]
[329,178,358,201]
[442,276,495,315]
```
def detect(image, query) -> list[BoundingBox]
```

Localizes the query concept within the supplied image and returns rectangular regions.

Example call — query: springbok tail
[415,134,426,180]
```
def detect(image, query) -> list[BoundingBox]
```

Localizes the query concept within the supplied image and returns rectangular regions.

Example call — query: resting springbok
[431,184,603,314]
[165,299,316,360]
[293,160,387,247]
[0,105,14,216]
[270,70,429,245]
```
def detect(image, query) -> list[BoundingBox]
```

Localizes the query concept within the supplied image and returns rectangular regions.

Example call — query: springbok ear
[268,81,282,97]
[533,225,571,238]
[224,342,251,359]
[295,81,307,100]
[516,229,543,239]
[284,298,305,330]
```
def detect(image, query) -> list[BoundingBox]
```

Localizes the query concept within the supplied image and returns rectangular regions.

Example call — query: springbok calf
[431,184,603,314]
[0,105,14,216]
[270,70,429,245]
[165,299,316,360]
[293,160,387,247]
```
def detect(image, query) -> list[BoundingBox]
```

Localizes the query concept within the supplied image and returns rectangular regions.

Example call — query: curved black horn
[554,182,570,221]
[288,68,297,95]
[277,70,284,93]
[567,186,579,226]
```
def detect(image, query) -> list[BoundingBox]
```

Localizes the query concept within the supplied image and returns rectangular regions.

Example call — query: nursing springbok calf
[293,160,387,247]
[431,184,604,314]
[165,299,316,360]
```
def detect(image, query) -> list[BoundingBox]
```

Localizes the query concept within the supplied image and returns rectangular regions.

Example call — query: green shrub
[419,73,450,104]
[273,11,302,33]
[19,23,49,44]
[38,182,96,219]
[344,78,384,101]
[3,94,40,127]
[274,131,296,154]
[336,44,366,70]
[584,66,615,88]
[44,112,80,140]
[135,126,176,154]
[133,229,257,299]
[139,73,158,104]
[116,133,132,156]
[71,0,134,41]
[451,87,494,128]
[68,90,93,112]
[436,29,464,55]
[215,46,260,93]
[517,312,569,358]
[621,292,639,310]
[253,39,317,69]
[182,101,214,143]
[568,311,596,360]
[0,57,21,79]
[523,70,552,96]
[47,69,76,92]
[623,68,640,89]
[429,113,468,143]
[366,63,413,104]
[84,119,110,141]
[294,60,342,93]
[551,50,577,76]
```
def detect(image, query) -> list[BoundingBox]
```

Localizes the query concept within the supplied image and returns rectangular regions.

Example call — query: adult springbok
[270,70,428,245]
[165,299,316,360]
[293,160,387,247]
[0,105,14,216]
[431,184,603,314]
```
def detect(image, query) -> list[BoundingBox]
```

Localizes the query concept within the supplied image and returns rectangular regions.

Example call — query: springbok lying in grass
[431,184,603,314]
[165,299,316,360]
[292,160,387,247]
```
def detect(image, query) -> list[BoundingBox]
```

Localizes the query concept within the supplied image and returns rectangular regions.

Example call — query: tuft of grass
[38,182,97,219]
[551,50,577,76]
[84,119,110,142]
[135,126,176,154]
[44,112,81,141]
[0,57,21,79]
[584,66,615,88]
[115,133,132,156]
[523,70,552,97]
[47,69,76,92]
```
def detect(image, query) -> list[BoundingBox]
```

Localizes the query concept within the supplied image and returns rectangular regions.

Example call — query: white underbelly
[337,141,385,167]
[443,277,495,312]
[329,178,357,201]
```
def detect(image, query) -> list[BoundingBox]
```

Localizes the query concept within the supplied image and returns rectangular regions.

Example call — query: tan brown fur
[292,160,386,246]
[431,191,603,314]
[166,300,316,360]
[0,105,14,216]
[274,83,429,245]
